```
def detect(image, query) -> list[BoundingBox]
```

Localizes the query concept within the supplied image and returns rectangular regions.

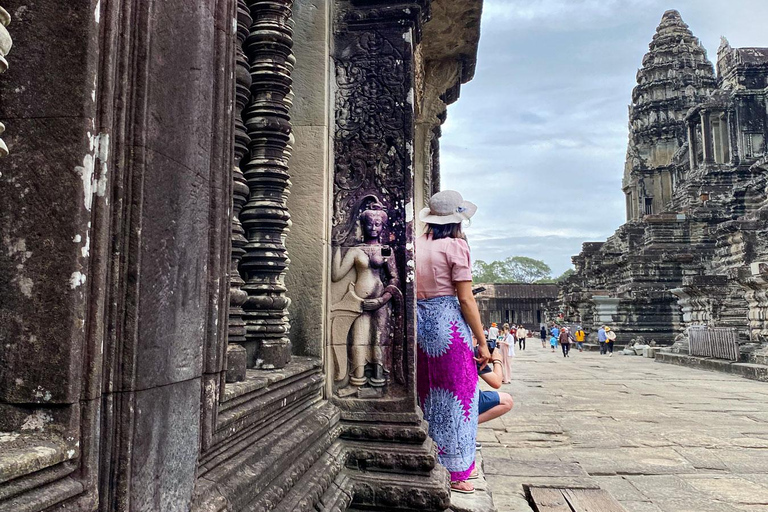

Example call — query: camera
[475,339,497,357]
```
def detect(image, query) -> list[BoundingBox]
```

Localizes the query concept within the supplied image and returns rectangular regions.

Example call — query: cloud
[440,0,768,276]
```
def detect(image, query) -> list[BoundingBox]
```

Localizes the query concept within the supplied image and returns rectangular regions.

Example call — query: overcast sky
[441,0,768,277]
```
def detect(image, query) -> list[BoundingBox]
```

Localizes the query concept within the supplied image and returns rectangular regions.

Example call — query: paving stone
[620,501,664,512]
[479,348,768,512]
[488,493,535,512]
[484,460,586,478]
[673,447,729,471]
[593,476,648,502]
[680,475,768,505]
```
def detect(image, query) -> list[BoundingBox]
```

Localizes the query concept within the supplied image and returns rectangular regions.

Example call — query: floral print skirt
[416,295,479,482]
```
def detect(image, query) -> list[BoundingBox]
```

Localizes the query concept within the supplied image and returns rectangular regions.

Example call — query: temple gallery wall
[559,11,768,369]
[0,1,483,510]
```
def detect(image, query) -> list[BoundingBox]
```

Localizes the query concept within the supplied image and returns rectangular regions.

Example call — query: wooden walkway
[527,487,627,512]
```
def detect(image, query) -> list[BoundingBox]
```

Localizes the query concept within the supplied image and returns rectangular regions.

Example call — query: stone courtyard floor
[479,343,768,512]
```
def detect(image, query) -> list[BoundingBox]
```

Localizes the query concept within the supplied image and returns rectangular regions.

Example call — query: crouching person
[478,346,514,424]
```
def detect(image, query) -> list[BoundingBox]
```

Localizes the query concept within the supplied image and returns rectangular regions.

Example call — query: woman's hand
[362,298,383,311]
[474,341,491,371]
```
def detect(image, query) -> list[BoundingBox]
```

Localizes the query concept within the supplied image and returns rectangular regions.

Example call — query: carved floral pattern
[333,30,409,248]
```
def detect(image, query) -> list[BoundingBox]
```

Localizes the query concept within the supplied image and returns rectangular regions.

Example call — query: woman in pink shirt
[416,190,490,495]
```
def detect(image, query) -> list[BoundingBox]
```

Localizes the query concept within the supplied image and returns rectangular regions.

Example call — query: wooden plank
[529,487,573,512]
[562,488,628,512]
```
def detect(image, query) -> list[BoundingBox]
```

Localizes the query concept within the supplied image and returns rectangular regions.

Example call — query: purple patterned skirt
[417,295,479,482]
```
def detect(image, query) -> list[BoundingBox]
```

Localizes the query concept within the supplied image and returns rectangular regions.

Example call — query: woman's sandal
[450,481,475,494]
[468,468,480,480]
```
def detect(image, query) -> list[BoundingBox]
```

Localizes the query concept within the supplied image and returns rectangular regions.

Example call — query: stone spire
[623,10,717,218]
[626,10,716,172]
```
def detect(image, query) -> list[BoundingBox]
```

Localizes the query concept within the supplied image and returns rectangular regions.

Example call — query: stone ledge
[0,432,77,486]
[655,352,768,382]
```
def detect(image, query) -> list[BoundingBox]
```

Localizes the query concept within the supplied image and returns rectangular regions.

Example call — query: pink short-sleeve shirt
[415,234,473,299]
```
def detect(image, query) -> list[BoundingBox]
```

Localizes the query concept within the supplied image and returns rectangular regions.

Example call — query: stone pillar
[728,108,740,165]
[329,2,451,510]
[414,60,459,232]
[701,109,715,164]
[1,0,234,508]
[226,0,253,383]
[240,0,295,369]
[687,120,698,169]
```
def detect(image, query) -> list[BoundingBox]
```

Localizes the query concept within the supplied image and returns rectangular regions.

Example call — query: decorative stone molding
[0,5,11,157]
[240,0,295,369]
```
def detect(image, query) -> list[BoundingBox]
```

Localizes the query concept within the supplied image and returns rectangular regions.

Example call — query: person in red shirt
[559,327,571,358]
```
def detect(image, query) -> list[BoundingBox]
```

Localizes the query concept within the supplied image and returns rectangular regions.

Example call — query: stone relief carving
[331,198,403,394]
[333,31,407,248]
[332,30,411,397]
[0,6,11,157]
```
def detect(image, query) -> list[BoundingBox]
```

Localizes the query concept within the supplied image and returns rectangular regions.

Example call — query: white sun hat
[418,190,478,225]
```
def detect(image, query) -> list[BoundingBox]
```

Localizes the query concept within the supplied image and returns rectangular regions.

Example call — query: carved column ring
[243,114,291,133]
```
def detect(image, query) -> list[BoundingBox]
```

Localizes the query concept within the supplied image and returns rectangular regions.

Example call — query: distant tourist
[550,323,560,339]
[540,325,547,348]
[598,325,607,355]
[415,190,489,495]
[605,326,616,357]
[574,326,586,352]
[516,325,527,350]
[488,322,499,342]
[550,333,558,352]
[559,327,571,357]
[483,324,489,340]
[499,323,514,384]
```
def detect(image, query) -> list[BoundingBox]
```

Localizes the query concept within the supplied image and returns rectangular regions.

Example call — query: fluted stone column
[687,120,698,169]
[701,109,715,164]
[240,0,295,369]
[226,0,254,382]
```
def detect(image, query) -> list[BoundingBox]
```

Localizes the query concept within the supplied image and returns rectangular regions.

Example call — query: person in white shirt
[488,322,499,341]
[516,325,528,350]
[498,323,514,384]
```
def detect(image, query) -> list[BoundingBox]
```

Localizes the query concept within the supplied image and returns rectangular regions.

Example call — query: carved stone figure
[331,199,403,391]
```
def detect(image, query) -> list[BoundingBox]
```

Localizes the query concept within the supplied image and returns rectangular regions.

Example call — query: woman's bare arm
[479,348,504,389]
[331,247,357,282]
[456,281,490,368]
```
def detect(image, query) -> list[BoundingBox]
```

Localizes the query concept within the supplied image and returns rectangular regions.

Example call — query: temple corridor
[479,347,768,512]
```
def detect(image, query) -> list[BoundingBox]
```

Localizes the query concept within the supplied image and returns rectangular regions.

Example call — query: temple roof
[624,10,717,178]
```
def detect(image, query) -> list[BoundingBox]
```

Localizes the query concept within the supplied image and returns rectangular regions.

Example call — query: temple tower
[624,10,717,220]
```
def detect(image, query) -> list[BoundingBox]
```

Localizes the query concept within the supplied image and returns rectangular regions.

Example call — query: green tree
[556,268,575,282]
[472,256,552,284]
[536,268,576,284]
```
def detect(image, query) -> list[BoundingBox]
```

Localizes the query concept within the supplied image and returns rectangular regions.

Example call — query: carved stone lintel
[240,0,295,369]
